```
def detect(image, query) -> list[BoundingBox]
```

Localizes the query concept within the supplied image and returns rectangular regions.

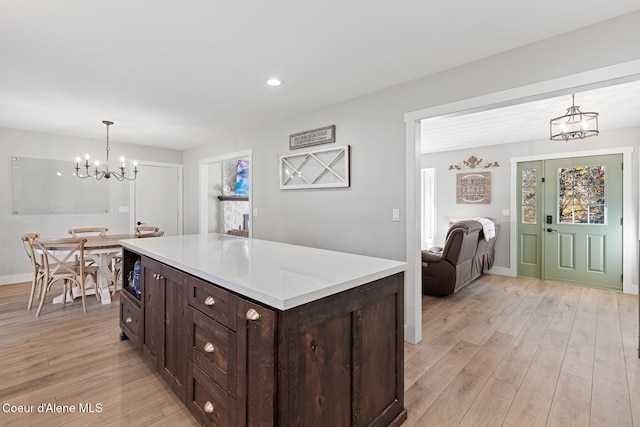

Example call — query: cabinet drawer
[187,276,237,331]
[188,362,236,427]
[120,294,142,349]
[188,307,237,398]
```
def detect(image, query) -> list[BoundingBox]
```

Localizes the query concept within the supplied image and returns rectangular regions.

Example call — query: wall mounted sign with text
[289,125,336,150]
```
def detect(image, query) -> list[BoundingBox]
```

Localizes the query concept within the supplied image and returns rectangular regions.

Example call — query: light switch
[501,209,510,217]
[392,208,400,222]
[118,206,130,213]
[253,208,259,216]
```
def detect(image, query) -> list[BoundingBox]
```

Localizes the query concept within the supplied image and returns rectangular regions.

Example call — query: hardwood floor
[405,275,639,427]
[0,275,637,426]
[0,282,199,426]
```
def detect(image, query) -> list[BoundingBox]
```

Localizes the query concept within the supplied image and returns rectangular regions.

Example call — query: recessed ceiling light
[266,77,283,87]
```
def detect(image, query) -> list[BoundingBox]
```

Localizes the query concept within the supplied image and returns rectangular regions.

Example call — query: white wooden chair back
[68,227,108,237]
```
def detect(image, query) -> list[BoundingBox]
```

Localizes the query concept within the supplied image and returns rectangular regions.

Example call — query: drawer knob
[204,342,215,353]
[125,317,132,324]
[204,296,215,306]
[246,308,260,321]
[203,401,215,414]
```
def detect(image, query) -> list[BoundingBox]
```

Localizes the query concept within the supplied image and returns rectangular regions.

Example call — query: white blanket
[473,217,495,241]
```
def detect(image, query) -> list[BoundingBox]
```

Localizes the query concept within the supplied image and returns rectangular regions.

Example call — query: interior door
[543,154,622,290]
[134,163,182,236]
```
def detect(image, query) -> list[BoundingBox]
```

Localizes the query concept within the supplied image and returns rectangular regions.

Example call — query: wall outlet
[118,206,130,213]
[392,208,400,222]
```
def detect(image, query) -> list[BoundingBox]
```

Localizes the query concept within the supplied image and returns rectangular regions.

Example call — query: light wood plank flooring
[405,275,639,427]
[0,275,637,426]
[0,282,199,426]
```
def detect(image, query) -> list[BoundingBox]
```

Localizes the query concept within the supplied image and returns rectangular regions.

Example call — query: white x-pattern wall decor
[279,145,350,190]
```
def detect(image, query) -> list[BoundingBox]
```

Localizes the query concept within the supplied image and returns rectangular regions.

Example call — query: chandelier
[549,94,599,141]
[75,121,138,181]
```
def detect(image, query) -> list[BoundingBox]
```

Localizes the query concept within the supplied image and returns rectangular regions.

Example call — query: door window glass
[557,165,605,224]
[521,168,537,224]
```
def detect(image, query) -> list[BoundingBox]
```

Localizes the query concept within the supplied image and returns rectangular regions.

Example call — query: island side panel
[277,272,405,427]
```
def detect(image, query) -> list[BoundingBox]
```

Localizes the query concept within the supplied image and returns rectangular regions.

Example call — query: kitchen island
[119,233,407,426]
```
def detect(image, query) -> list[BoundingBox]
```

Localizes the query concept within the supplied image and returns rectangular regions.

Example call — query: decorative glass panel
[521,168,537,224]
[522,169,537,187]
[557,165,606,224]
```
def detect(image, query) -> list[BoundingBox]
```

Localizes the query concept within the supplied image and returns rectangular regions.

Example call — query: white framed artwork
[279,145,350,190]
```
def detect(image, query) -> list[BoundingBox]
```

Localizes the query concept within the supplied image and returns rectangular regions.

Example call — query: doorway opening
[404,60,640,344]
[421,168,436,250]
[198,149,253,236]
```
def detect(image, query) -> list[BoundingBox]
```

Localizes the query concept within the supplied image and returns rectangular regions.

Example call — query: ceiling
[421,79,640,153]
[1,1,639,151]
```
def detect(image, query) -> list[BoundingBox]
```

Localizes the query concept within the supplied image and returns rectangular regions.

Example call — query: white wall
[0,126,182,283]
[182,11,640,262]
[421,127,640,279]
[181,12,640,343]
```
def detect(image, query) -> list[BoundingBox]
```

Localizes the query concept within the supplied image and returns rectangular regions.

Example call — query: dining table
[50,234,136,305]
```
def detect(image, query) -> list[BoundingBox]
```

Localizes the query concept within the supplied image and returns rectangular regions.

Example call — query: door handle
[546,228,557,232]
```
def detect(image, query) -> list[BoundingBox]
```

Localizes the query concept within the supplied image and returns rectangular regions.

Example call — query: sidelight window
[521,168,537,224]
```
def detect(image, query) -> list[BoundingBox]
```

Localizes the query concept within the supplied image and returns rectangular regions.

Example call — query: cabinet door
[143,257,187,402]
[161,262,187,401]
[235,300,276,427]
[143,257,162,366]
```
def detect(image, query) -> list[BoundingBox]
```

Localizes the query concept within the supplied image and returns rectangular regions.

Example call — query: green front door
[517,154,623,291]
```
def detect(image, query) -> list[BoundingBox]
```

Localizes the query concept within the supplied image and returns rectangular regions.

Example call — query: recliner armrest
[422,250,443,263]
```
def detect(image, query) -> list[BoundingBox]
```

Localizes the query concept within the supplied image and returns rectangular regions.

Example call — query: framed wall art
[280,145,350,190]
[456,171,491,204]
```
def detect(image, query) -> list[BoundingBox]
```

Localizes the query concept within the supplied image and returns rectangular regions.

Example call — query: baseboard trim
[404,325,418,344]
[487,266,513,277]
[624,283,639,295]
[0,273,30,286]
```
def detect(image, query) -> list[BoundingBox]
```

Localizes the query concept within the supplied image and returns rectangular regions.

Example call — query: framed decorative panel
[456,171,491,204]
[280,145,350,190]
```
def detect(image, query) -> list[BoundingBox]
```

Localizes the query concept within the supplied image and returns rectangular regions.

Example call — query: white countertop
[120,233,407,310]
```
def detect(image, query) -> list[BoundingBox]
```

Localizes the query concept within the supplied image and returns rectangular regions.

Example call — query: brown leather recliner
[422,218,499,295]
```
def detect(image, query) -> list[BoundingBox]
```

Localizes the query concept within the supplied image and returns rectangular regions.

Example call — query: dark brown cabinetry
[185,278,276,426]
[142,256,187,402]
[120,247,406,426]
